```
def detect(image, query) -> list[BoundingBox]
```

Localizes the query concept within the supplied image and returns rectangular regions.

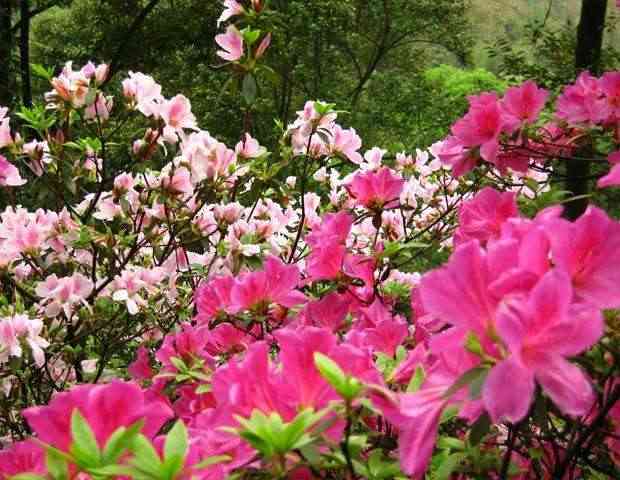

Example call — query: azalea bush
[0,1,619,479]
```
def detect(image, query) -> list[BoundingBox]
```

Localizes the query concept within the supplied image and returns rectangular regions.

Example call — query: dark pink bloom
[301,292,351,332]
[0,440,45,478]
[128,346,154,381]
[600,71,620,119]
[597,151,620,188]
[346,167,405,209]
[23,381,173,452]
[454,187,519,246]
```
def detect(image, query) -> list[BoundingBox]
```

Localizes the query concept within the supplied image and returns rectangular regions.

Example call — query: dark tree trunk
[565,0,608,220]
[0,0,13,107]
[20,0,31,107]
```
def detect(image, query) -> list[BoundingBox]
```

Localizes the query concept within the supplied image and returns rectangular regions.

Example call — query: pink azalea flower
[122,71,164,117]
[0,155,26,187]
[215,25,244,62]
[128,346,154,381]
[0,440,46,478]
[217,0,244,25]
[156,323,215,374]
[453,187,519,246]
[160,94,197,131]
[501,80,549,123]
[483,269,602,422]
[194,276,235,323]
[556,72,609,124]
[0,107,13,148]
[451,93,508,164]
[600,71,620,119]
[301,292,351,332]
[35,273,93,318]
[255,32,271,59]
[545,206,620,309]
[331,125,363,164]
[235,133,265,159]
[597,150,620,188]
[346,167,405,209]
[84,92,113,121]
[0,314,49,367]
[430,136,476,177]
[306,212,353,281]
[23,380,173,452]
[229,255,306,312]
[161,166,194,196]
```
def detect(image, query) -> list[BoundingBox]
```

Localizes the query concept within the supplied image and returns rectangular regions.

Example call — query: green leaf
[435,453,463,480]
[192,455,232,469]
[469,413,491,446]
[242,74,258,106]
[314,352,347,393]
[406,365,425,393]
[102,420,144,464]
[31,63,53,80]
[70,410,101,467]
[442,367,487,399]
[163,420,189,479]
[10,474,47,480]
[46,448,70,480]
[130,434,163,477]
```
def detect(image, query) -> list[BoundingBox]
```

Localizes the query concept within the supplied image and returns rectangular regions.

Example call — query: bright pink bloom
[454,187,519,246]
[194,276,235,323]
[451,93,508,164]
[128,346,154,381]
[306,212,353,281]
[0,155,26,187]
[501,80,549,123]
[0,440,45,478]
[215,25,244,62]
[431,136,476,177]
[556,72,609,124]
[301,292,350,332]
[229,255,306,312]
[600,71,620,119]
[346,167,405,209]
[23,381,173,452]
[156,323,214,373]
[545,206,620,309]
[597,151,620,188]
[484,269,602,422]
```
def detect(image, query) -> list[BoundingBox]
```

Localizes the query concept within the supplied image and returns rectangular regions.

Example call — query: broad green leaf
[163,420,189,479]
[70,410,101,467]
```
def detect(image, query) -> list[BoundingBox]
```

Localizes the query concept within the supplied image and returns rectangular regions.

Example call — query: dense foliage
[0,1,619,480]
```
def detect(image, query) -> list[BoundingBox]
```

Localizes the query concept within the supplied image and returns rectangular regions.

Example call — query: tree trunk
[565,0,608,220]
[0,0,13,107]
[20,0,31,107]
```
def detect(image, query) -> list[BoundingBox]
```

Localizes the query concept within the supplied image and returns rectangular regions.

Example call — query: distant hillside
[468,0,620,66]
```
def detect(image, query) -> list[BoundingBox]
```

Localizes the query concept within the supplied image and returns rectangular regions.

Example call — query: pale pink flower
[215,25,244,62]
[84,93,114,121]
[160,94,197,131]
[255,33,271,59]
[35,273,93,318]
[122,71,164,117]
[0,314,49,367]
[235,133,265,159]
[0,155,26,187]
[217,0,244,25]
